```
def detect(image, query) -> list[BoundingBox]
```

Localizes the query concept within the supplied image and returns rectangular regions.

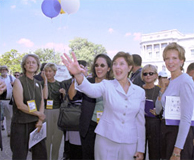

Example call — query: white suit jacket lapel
[127,82,136,97]
[113,79,135,96]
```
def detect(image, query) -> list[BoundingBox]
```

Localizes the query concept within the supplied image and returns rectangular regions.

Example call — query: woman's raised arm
[61,52,85,85]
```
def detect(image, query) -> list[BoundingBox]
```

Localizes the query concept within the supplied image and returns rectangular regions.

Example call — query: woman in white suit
[61,51,146,160]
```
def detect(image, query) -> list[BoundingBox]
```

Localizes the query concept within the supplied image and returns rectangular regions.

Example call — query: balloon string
[50,18,54,57]
[65,14,70,53]
[62,14,70,53]
[60,14,66,53]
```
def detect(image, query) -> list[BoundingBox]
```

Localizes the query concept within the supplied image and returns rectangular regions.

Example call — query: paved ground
[0,121,64,160]
[0,121,149,160]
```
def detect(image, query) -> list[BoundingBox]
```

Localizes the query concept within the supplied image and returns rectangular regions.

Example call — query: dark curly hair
[91,54,113,80]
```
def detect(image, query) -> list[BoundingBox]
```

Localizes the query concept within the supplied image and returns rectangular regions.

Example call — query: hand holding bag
[57,95,81,131]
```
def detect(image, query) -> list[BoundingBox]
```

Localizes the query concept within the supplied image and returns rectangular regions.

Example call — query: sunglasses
[95,64,106,68]
[143,72,155,76]
[14,75,20,77]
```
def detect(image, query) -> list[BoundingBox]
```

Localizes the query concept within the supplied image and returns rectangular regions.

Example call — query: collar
[113,79,136,96]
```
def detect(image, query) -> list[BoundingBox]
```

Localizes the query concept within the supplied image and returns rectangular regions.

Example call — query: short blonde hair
[163,42,185,70]
[43,63,57,72]
[21,54,40,74]
[141,64,158,81]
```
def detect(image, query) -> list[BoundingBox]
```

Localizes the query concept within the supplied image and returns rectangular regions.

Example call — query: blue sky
[0,0,194,59]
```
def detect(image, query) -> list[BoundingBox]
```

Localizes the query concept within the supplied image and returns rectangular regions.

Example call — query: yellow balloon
[58,0,65,14]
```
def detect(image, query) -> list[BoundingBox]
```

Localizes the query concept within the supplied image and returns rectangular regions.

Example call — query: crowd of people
[0,42,194,160]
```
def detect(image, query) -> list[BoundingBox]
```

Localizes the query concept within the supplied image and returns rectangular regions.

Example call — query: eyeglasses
[14,74,20,77]
[143,72,155,76]
[95,64,106,68]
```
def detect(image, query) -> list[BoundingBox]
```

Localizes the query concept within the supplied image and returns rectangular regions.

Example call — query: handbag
[57,95,81,131]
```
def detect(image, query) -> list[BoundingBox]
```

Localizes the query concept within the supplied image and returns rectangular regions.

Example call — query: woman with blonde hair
[43,62,66,160]
[11,54,47,160]
[141,64,161,160]
[156,42,194,160]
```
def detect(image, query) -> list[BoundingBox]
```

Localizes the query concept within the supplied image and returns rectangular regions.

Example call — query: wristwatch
[158,91,163,97]
[172,153,180,157]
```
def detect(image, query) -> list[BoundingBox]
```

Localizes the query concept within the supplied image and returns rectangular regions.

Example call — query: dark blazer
[130,68,145,87]
[79,77,96,138]
[34,72,44,81]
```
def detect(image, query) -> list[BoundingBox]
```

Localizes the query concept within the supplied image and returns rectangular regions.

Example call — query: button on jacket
[76,77,146,153]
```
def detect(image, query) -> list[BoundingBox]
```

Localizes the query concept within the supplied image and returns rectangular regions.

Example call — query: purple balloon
[41,0,61,18]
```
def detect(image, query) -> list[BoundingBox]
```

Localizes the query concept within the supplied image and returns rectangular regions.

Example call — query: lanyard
[48,81,60,99]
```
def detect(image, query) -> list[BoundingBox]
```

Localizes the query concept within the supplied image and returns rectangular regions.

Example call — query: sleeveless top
[12,75,42,123]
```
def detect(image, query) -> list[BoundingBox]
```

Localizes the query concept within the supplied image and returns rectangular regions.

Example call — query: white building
[140,29,194,75]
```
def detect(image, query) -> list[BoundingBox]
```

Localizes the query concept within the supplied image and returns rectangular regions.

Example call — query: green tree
[34,48,61,65]
[0,49,25,74]
[69,37,107,65]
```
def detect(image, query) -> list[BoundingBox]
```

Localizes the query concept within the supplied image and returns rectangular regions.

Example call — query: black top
[12,75,42,123]
[143,85,160,103]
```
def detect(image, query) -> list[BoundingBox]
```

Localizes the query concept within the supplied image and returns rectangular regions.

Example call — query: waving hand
[61,52,85,84]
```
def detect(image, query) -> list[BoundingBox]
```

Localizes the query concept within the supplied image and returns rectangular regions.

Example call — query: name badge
[27,100,37,112]
[97,111,103,123]
[46,100,53,109]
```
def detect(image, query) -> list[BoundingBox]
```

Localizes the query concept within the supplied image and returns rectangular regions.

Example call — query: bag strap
[9,75,13,83]
[9,75,14,87]
[60,82,69,103]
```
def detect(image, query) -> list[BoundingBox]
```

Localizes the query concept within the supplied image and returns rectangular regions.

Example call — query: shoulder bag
[57,95,81,131]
